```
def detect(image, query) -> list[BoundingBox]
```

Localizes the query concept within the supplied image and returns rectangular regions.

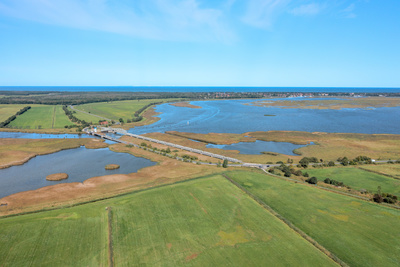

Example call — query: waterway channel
[0,146,156,199]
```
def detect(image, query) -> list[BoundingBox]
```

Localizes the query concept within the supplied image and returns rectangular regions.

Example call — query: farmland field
[0,104,29,122]
[228,170,400,267]
[67,107,104,124]
[8,105,74,129]
[74,99,178,121]
[306,166,400,196]
[0,204,108,266]
[0,175,336,266]
[359,164,400,179]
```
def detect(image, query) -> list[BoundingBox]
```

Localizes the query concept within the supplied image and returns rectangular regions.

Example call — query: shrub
[305,177,318,185]
[373,194,383,203]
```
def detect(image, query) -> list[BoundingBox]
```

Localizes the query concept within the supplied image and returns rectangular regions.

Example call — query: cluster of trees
[298,157,320,168]
[0,106,31,127]
[269,164,303,177]
[182,154,198,161]
[373,186,398,204]
[337,156,372,166]
[323,178,346,187]
[62,105,90,129]
[297,155,374,168]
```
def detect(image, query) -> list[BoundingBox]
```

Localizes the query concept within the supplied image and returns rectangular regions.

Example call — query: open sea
[0,86,399,93]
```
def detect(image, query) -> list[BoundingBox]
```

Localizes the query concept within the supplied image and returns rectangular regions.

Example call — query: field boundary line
[51,106,56,129]
[222,173,348,267]
[0,172,225,219]
[358,166,400,181]
[107,207,114,267]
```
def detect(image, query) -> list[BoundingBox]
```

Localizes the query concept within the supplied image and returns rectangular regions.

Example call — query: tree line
[0,106,31,128]
[62,105,90,130]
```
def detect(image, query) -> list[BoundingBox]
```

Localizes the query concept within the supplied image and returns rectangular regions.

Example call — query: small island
[105,164,120,170]
[170,102,202,109]
[46,173,68,181]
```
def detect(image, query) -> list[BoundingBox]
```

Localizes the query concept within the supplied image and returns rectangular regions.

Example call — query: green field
[68,107,103,124]
[9,105,75,129]
[74,99,177,121]
[0,104,29,122]
[0,175,336,266]
[228,170,400,266]
[306,166,400,196]
[360,164,400,179]
[0,205,108,266]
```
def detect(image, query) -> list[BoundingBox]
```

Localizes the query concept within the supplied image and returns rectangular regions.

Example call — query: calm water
[130,99,400,135]
[206,140,313,156]
[1,86,399,93]
[0,147,155,199]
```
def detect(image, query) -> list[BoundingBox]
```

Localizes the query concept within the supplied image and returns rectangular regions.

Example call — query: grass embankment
[0,138,101,169]
[228,170,400,266]
[0,175,336,266]
[170,101,202,109]
[306,166,400,196]
[250,96,400,110]
[8,105,75,129]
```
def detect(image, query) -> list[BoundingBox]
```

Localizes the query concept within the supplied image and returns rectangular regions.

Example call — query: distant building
[100,121,108,126]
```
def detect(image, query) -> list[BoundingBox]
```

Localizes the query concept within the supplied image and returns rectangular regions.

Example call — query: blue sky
[0,0,399,87]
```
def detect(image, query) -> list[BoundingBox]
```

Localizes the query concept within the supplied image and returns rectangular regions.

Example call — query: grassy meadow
[0,175,336,266]
[74,99,178,121]
[0,104,29,122]
[68,107,104,124]
[360,164,400,179]
[0,204,108,266]
[228,170,400,266]
[8,105,74,129]
[306,166,400,196]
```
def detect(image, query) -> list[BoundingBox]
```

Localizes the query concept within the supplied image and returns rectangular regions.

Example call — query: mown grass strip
[107,207,114,267]
[222,173,347,267]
